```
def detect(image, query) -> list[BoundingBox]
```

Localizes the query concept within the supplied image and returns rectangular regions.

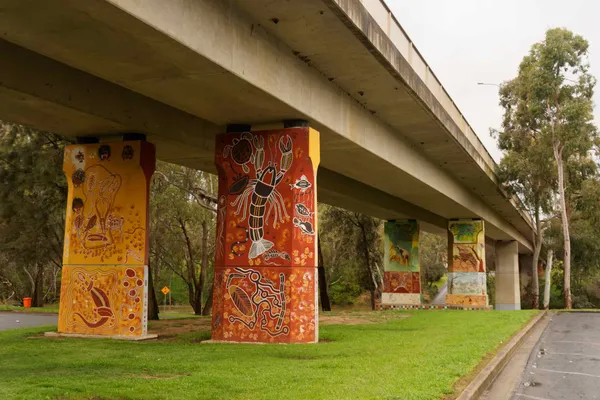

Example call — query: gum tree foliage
[420,232,447,299]
[498,28,598,308]
[149,162,217,315]
[0,122,68,307]
[319,204,383,309]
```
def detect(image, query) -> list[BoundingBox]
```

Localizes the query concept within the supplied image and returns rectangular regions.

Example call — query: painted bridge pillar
[446,219,488,308]
[57,140,156,338]
[211,126,320,343]
[381,220,421,309]
[495,241,521,310]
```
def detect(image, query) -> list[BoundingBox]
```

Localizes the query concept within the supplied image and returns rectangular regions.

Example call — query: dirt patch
[320,312,410,326]
[148,310,409,338]
[149,318,211,336]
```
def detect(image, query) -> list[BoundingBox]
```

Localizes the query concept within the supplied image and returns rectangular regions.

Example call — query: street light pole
[477,82,500,88]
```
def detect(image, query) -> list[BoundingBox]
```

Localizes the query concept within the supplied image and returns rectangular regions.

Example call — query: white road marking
[515,393,554,400]
[547,351,600,358]
[554,340,600,346]
[537,368,600,378]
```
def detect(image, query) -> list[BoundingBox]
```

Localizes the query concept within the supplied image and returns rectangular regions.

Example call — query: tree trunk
[180,217,202,314]
[202,285,213,316]
[193,286,203,315]
[199,220,209,310]
[543,250,553,310]
[32,265,44,307]
[531,207,542,309]
[317,237,331,312]
[147,265,160,320]
[357,220,376,310]
[554,146,572,309]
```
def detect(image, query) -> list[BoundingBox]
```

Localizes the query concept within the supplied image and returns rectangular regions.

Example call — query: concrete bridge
[0,0,529,342]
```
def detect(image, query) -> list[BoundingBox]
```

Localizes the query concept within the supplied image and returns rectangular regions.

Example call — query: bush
[329,281,362,306]
[486,273,495,307]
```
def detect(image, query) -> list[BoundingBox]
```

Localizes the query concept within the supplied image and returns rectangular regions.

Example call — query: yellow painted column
[57,141,155,337]
[446,219,489,308]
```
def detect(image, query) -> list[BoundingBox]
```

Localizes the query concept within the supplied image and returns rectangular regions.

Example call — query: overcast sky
[386,0,600,162]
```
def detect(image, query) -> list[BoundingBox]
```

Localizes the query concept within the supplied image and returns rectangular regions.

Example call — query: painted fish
[293,218,315,235]
[295,203,313,218]
[74,272,113,328]
[290,175,311,191]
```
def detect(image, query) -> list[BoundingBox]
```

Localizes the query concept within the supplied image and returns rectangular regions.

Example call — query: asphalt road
[0,312,58,331]
[512,312,600,400]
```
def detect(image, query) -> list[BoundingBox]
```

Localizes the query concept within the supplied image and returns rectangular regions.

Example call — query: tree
[419,232,447,300]
[0,121,69,306]
[499,28,598,308]
[320,205,382,310]
[149,162,217,315]
[494,90,555,309]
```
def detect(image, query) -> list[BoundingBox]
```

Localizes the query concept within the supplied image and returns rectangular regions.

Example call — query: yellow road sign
[161,286,170,295]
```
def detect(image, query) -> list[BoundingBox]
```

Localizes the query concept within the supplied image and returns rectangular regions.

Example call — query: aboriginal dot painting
[447,219,488,307]
[212,127,320,343]
[58,141,155,337]
[381,220,421,306]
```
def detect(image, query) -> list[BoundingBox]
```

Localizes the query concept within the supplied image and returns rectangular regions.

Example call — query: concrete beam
[0,39,220,170]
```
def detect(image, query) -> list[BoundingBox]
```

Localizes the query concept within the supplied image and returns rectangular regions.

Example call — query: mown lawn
[0,305,59,313]
[0,310,537,400]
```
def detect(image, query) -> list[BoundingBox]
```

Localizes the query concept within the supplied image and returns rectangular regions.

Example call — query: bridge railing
[359,0,490,164]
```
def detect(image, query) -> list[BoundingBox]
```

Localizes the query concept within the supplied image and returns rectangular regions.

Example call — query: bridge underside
[0,0,533,251]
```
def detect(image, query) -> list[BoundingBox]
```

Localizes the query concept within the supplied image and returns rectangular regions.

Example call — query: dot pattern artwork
[58,141,155,337]
[212,127,320,343]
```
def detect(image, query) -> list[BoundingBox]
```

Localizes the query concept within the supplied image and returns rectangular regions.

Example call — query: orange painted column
[211,127,320,343]
[446,219,488,308]
[58,141,155,337]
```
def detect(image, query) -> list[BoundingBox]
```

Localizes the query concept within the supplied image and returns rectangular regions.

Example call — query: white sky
[386,0,600,163]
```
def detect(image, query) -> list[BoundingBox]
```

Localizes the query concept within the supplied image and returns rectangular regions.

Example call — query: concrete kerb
[44,332,158,341]
[455,310,548,400]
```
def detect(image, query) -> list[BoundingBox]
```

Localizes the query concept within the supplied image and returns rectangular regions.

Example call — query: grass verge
[0,310,537,400]
[0,305,59,313]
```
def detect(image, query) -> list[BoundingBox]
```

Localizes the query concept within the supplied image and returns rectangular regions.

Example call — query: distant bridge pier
[446,219,489,308]
[380,220,422,308]
[495,241,521,310]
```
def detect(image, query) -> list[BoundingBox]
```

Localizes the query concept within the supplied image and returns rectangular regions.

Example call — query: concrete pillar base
[495,304,522,310]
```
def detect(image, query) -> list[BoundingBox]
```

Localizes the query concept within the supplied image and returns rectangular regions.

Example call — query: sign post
[161,286,170,310]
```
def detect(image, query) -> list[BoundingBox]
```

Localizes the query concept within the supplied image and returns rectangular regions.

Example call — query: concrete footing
[378,304,492,311]
[44,332,158,341]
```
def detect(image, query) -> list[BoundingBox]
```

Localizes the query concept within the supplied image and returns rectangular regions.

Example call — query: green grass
[0,310,537,400]
[0,305,59,313]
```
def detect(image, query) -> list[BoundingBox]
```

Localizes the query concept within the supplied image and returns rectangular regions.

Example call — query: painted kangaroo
[74,273,114,328]
[389,243,411,265]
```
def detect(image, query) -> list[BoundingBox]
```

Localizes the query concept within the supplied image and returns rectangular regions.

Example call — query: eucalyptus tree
[498,28,598,308]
